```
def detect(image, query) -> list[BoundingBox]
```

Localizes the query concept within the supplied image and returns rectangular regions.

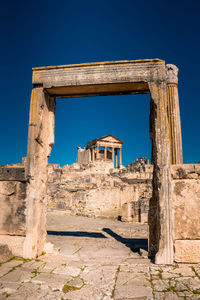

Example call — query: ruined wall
[171,164,200,263]
[121,198,150,223]
[2,162,200,263]
[77,148,91,165]
[0,167,27,256]
[47,162,153,219]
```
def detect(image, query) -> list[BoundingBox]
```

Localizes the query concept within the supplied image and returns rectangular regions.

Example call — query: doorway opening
[49,93,151,167]
[47,93,151,258]
[25,60,174,264]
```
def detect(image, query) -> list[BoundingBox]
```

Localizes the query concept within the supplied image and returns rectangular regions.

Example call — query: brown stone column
[119,148,122,167]
[166,64,183,164]
[96,145,99,160]
[104,146,107,160]
[91,147,95,161]
[112,147,115,163]
[24,88,55,258]
[148,80,173,264]
[115,149,118,168]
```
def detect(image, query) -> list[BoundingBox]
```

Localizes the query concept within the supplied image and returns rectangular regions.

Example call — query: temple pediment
[98,135,123,144]
[87,135,123,147]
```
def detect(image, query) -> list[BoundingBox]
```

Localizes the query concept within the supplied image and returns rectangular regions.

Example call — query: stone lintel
[45,82,150,98]
[90,141,122,149]
[98,142,122,148]
[32,59,166,95]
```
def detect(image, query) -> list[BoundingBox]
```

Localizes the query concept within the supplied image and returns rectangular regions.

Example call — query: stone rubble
[47,159,153,220]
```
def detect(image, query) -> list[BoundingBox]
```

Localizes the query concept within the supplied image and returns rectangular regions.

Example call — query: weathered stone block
[56,202,67,210]
[174,240,200,263]
[171,164,196,179]
[0,235,25,257]
[0,167,25,181]
[121,198,149,223]
[121,202,132,222]
[195,164,200,175]
[0,181,26,235]
[0,244,13,263]
[173,179,200,240]
[140,213,148,223]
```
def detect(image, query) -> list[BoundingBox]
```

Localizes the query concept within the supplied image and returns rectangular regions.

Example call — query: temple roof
[87,135,123,147]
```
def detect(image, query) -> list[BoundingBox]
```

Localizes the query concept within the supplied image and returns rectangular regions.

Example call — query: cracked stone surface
[0,214,200,299]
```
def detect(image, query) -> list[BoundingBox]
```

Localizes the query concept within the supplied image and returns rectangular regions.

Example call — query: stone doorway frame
[24,59,183,264]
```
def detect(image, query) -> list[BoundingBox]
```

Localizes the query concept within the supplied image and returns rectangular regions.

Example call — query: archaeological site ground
[0,59,200,299]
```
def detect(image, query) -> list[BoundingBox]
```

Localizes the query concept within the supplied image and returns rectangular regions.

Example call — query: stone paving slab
[0,260,24,277]
[0,215,200,299]
[0,255,200,299]
[114,270,153,299]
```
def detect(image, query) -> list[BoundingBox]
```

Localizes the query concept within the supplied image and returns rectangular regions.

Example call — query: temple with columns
[77,135,123,168]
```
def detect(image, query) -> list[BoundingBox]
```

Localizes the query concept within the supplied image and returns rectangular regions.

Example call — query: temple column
[96,145,99,160]
[115,149,118,168]
[104,146,107,160]
[112,147,115,163]
[91,148,93,162]
[166,64,183,164]
[119,148,122,167]
[91,147,95,162]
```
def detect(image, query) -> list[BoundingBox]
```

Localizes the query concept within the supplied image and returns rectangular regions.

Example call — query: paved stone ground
[0,212,200,299]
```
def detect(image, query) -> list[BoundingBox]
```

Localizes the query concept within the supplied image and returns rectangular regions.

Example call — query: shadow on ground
[102,228,148,252]
[47,231,106,238]
[47,228,148,253]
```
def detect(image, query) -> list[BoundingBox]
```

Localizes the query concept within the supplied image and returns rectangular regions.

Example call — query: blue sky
[0,0,199,166]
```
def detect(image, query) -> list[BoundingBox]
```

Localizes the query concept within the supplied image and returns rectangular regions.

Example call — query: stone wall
[76,147,91,165]
[171,164,200,263]
[47,161,153,220]
[0,167,27,257]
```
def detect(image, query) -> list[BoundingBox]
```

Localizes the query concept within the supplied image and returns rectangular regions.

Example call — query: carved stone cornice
[166,64,178,85]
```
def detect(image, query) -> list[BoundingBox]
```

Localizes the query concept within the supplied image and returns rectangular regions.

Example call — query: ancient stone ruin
[48,136,153,221]
[0,59,200,265]
[77,135,123,168]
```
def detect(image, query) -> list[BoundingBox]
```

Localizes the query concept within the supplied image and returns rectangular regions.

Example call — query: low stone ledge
[0,167,26,181]
[0,235,25,257]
